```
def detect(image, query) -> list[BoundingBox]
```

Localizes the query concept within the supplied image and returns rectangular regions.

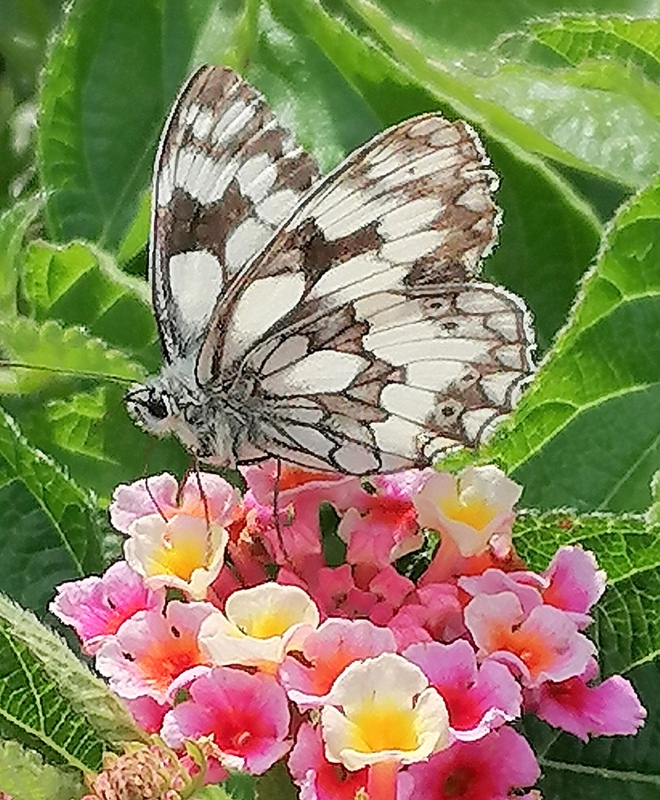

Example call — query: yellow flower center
[150,537,206,581]
[348,700,419,753]
[243,610,299,639]
[439,496,497,530]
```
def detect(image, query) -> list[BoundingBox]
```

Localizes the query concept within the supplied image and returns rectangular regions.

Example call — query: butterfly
[125,65,535,474]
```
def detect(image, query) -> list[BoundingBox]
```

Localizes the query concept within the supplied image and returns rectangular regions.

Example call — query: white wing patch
[168,250,223,329]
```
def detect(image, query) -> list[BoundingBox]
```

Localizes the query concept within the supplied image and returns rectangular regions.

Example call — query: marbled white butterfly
[126,66,535,473]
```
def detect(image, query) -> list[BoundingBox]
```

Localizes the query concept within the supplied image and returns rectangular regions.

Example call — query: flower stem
[367,760,399,800]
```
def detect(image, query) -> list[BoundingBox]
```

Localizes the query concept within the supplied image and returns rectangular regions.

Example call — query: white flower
[321,653,450,770]
[413,466,522,557]
[124,513,228,600]
[199,583,320,668]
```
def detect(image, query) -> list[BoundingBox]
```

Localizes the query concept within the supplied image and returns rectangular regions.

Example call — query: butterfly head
[125,381,178,439]
[125,372,241,468]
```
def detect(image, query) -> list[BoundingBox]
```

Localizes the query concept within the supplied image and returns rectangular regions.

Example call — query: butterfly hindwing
[233,283,533,472]
[150,66,320,361]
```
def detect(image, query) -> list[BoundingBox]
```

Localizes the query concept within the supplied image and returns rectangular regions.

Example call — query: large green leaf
[488,177,660,512]
[341,2,660,189]
[273,0,601,349]
[0,406,103,612]
[367,0,657,56]
[38,0,222,249]
[0,593,144,775]
[0,740,83,800]
[22,240,158,369]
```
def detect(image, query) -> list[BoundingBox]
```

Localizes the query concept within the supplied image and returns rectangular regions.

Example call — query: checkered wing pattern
[192,111,535,471]
[151,66,320,361]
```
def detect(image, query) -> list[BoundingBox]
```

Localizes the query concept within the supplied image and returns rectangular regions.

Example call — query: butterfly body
[126,66,535,474]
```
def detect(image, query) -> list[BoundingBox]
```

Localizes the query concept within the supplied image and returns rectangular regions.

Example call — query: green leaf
[274,0,601,349]
[0,592,144,774]
[363,0,656,56]
[0,195,42,318]
[488,176,660,512]
[525,660,660,799]
[647,471,660,526]
[0,405,103,612]
[6,381,189,506]
[22,240,158,369]
[342,2,660,188]
[196,788,233,800]
[38,0,221,249]
[504,14,660,81]
[0,740,83,800]
[0,316,146,394]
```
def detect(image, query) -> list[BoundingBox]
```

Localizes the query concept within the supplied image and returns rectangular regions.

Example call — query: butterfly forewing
[150,66,320,361]
[197,113,501,383]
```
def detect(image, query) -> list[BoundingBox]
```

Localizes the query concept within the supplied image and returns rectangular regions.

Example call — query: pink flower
[337,469,430,568]
[465,592,595,687]
[405,727,540,800]
[241,462,367,573]
[288,723,368,800]
[542,546,606,627]
[459,568,545,617]
[387,583,465,649]
[49,561,159,655]
[162,667,291,775]
[110,472,238,532]
[403,641,522,740]
[95,601,215,702]
[280,618,397,706]
[525,660,646,740]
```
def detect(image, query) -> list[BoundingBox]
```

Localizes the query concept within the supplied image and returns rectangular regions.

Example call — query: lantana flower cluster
[52,463,646,799]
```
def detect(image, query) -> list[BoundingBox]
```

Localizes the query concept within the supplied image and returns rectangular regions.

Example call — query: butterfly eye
[147,391,170,421]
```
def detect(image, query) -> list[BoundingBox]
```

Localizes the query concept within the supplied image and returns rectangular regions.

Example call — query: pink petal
[288,723,368,800]
[109,474,179,532]
[49,561,159,654]
[459,569,544,616]
[280,618,396,706]
[543,546,606,619]
[406,727,539,799]
[529,672,646,740]
[403,641,521,739]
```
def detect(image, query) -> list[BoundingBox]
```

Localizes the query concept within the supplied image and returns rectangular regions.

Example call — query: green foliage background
[0,0,659,798]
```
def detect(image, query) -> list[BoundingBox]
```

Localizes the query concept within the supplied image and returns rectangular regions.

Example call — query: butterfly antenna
[193,458,211,531]
[0,360,134,385]
[144,475,169,523]
[273,457,286,561]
